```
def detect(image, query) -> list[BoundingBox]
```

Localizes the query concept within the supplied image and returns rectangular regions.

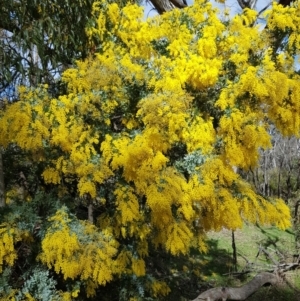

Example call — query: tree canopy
[0,0,300,300]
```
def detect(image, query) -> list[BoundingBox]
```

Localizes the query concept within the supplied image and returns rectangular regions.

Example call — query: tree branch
[148,0,187,14]
[0,149,5,207]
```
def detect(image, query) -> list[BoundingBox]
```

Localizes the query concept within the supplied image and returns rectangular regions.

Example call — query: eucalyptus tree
[0,0,143,96]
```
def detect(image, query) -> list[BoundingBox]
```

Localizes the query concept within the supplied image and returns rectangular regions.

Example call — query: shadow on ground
[166,238,235,301]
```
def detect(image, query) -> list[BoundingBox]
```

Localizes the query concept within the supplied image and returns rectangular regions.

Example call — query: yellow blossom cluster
[131,258,146,276]
[0,88,50,151]
[149,279,171,297]
[266,2,300,34]
[218,109,271,169]
[165,222,194,255]
[0,224,30,273]
[39,208,119,297]
[114,185,142,225]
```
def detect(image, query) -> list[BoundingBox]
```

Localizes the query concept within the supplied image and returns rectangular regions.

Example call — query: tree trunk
[88,203,94,224]
[0,149,5,207]
[236,0,258,9]
[191,272,278,301]
[278,0,294,6]
[286,170,292,201]
[262,150,269,196]
[295,200,300,220]
[232,230,237,271]
[149,0,187,14]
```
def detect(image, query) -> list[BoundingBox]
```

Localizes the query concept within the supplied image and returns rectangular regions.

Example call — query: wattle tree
[0,0,299,300]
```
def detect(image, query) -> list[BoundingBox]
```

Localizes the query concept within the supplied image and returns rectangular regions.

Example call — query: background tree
[0,0,300,300]
[240,128,300,249]
[0,0,92,94]
[0,0,144,98]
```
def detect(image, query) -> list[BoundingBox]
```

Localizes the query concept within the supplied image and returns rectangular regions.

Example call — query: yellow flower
[131,258,146,276]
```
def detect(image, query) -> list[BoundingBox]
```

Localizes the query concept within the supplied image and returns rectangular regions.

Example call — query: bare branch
[0,150,5,207]
[148,0,187,14]
[278,0,294,6]
[259,246,279,265]
[236,0,257,9]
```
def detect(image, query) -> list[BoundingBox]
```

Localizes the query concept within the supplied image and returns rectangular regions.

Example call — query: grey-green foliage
[175,150,206,175]
[119,274,155,301]
[15,267,59,301]
[0,268,12,296]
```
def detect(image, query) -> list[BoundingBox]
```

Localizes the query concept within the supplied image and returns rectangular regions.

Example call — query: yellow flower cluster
[218,109,271,169]
[150,280,171,298]
[131,258,146,276]
[266,2,300,33]
[42,167,61,184]
[182,116,216,154]
[0,224,29,273]
[0,88,50,151]
[39,209,119,296]
[165,222,193,255]
[114,185,142,226]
